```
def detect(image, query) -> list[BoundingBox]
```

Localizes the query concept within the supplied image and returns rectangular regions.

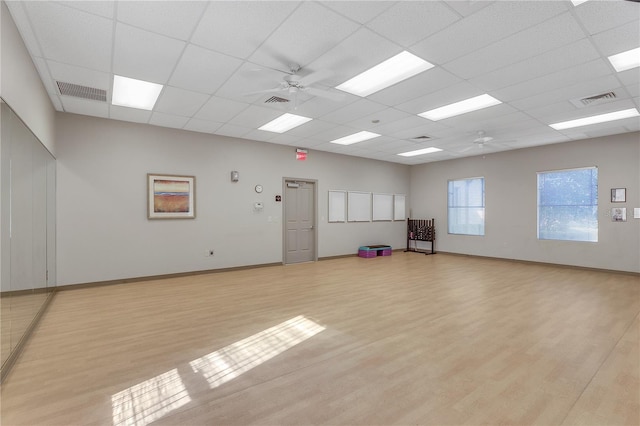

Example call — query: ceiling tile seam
[50,1,114,21]
[16,2,64,112]
[566,7,638,102]
[107,1,120,121]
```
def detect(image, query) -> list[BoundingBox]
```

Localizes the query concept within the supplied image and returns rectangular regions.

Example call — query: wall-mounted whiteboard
[394,194,406,221]
[348,191,371,222]
[328,190,346,222]
[373,193,393,221]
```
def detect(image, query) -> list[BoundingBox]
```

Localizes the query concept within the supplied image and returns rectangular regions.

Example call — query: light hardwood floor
[1,253,638,425]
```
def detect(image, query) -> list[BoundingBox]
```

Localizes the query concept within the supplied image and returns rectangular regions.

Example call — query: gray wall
[410,132,640,273]
[56,113,410,285]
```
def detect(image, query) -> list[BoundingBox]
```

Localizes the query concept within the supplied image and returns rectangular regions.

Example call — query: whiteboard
[347,191,371,222]
[328,190,346,222]
[394,194,406,221]
[373,193,393,221]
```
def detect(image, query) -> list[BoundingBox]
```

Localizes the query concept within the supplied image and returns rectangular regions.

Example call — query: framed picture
[147,174,195,219]
[611,188,626,203]
[611,207,626,222]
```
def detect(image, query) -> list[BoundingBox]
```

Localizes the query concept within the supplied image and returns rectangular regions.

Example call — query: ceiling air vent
[264,96,289,104]
[56,81,107,102]
[570,91,617,108]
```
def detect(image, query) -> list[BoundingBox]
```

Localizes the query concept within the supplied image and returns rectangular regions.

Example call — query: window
[448,177,485,235]
[537,167,598,242]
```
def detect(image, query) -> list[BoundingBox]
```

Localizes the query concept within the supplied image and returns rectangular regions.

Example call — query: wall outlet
[205,249,214,257]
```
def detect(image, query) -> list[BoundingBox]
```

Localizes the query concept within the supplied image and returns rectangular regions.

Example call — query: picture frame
[611,188,626,203]
[611,207,627,222]
[147,173,195,219]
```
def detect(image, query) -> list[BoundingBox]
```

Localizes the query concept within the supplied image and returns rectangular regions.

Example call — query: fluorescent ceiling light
[397,147,443,157]
[258,113,312,133]
[329,131,380,145]
[418,94,502,121]
[549,108,640,130]
[608,47,640,72]
[112,75,163,110]
[570,0,590,6]
[336,51,434,97]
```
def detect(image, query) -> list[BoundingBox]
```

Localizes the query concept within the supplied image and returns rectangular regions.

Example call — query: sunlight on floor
[111,315,325,426]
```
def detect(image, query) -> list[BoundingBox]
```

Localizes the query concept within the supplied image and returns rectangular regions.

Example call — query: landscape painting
[147,174,195,219]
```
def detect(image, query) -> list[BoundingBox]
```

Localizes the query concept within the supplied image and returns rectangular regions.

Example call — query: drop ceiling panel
[366,1,461,47]
[228,105,283,128]
[285,120,337,139]
[5,2,42,57]
[469,38,600,92]
[113,23,185,83]
[492,59,612,103]
[55,1,115,19]
[435,103,519,130]
[589,20,640,57]
[540,100,638,129]
[154,87,210,117]
[411,0,568,64]
[445,0,493,17]
[320,99,388,125]
[24,1,113,71]
[346,108,415,132]
[116,1,207,41]
[573,0,640,35]
[60,97,108,118]
[511,75,622,111]
[322,1,394,24]
[195,96,249,123]
[444,12,586,80]
[366,115,433,137]
[47,60,111,93]
[290,96,358,119]
[109,105,152,124]
[149,112,190,129]
[305,28,404,88]
[214,124,252,139]
[169,45,243,94]
[395,81,485,115]
[183,118,222,134]
[247,2,359,71]
[190,1,299,59]
[368,67,463,107]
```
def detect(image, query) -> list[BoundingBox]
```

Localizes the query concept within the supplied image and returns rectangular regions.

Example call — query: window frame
[537,166,598,242]
[447,176,485,236]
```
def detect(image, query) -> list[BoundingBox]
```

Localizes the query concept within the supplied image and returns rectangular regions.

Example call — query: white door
[284,180,316,264]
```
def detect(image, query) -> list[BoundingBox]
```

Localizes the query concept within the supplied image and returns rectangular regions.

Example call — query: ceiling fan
[460,130,494,152]
[245,64,345,106]
[459,130,517,154]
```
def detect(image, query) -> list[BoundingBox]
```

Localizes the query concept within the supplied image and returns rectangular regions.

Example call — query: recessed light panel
[549,108,640,130]
[397,147,443,157]
[418,94,502,121]
[112,75,163,110]
[336,51,434,97]
[608,47,640,72]
[258,113,312,133]
[330,131,381,145]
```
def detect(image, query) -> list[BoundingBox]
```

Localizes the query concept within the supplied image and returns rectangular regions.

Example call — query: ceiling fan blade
[298,69,334,87]
[242,87,284,96]
[305,87,345,102]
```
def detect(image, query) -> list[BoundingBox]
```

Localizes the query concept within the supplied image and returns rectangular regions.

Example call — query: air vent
[570,91,617,108]
[264,96,289,104]
[56,81,107,102]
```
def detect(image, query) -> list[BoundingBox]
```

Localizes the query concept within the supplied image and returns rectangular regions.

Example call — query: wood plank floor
[1,253,638,425]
